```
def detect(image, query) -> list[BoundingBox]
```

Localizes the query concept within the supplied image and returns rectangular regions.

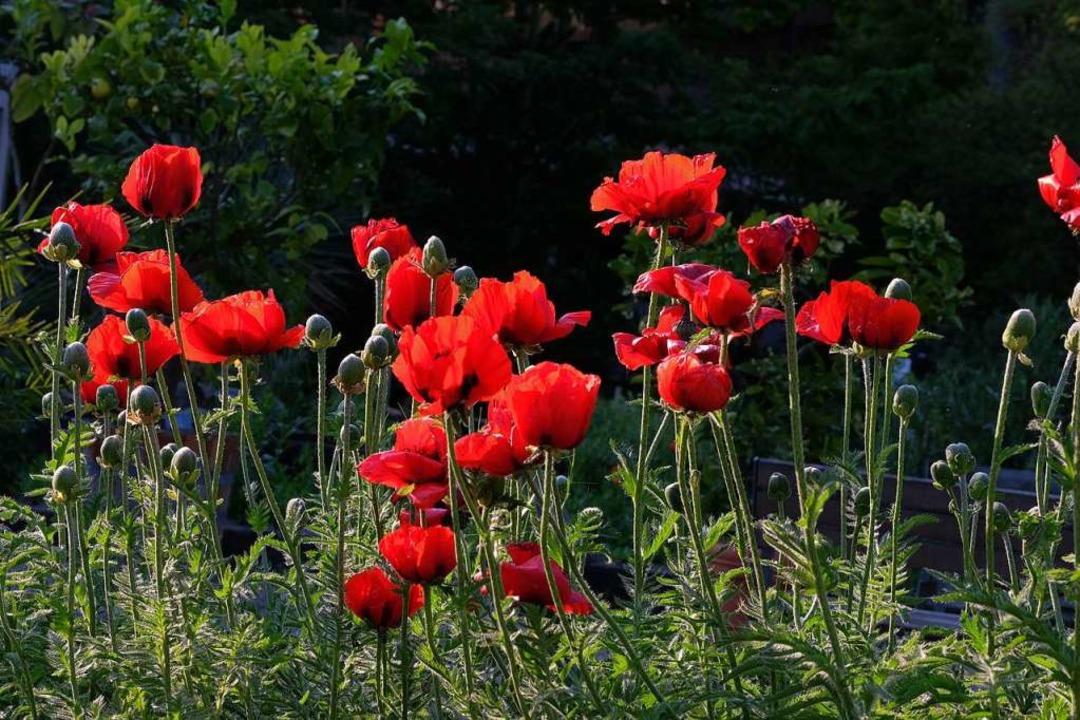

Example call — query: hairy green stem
[400,604,412,720]
[328,393,354,720]
[840,353,853,560]
[441,414,476,704]
[50,262,68,459]
[317,348,329,514]
[141,424,174,714]
[887,416,910,652]
[986,349,1018,656]
[857,355,882,629]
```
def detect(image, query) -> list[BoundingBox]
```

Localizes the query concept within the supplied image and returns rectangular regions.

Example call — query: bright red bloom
[121,144,202,221]
[495,542,592,615]
[462,271,590,348]
[87,314,178,381]
[657,352,733,413]
[87,249,204,317]
[590,151,726,236]
[613,305,689,371]
[1039,136,1080,222]
[455,392,534,476]
[392,315,512,414]
[378,523,457,585]
[651,211,726,247]
[179,290,304,364]
[737,215,820,275]
[359,418,449,509]
[795,280,878,346]
[847,294,921,352]
[79,376,129,407]
[351,218,417,269]
[40,203,129,272]
[632,263,716,298]
[676,269,755,333]
[503,362,600,451]
[344,567,424,629]
[384,248,458,331]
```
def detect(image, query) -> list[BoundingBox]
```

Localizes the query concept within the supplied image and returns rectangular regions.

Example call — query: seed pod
[52,465,79,502]
[767,472,790,502]
[968,472,990,502]
[930,460,956,490]
[664,482,684,514]
[335,354,366,395]
[99,434,124,469]
[422,236,450,277]
[853,487,871,518]
[125,308,152,342]
[1002,308,1036,353]
[1031,381,1052,419]
[362,335,391,369]
[170,446,200,487]
[893,384,919,420]
[991,502,1012,533]
[945,442,976,477]
[62,342,90,377]
[884,278,912,302]
[128,385,162,426]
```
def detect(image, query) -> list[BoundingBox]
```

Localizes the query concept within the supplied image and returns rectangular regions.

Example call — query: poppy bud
[884,278,913,302]
[95,384,119,412]
[125,308,152,343]
[930,460,956,490]
[1070,282,1080,322]
[159,442,179,469]
[304,314,337,350]
[968,472,990,502]
[286,497,307,531]
[41,392,52,418]
[804,466,824,486]
[893,384,918,420]
[170,446,199,487]
[1031,381,1052,419]
[664,482,684,514]
[991,501,1012,533]
[1002,308,1036,353]
[116,410,127,433]
[422,236,450,277]
[335,354,366,395]
[945,442,976,477]
[853,487,871,518]
[767,472,790,502]
[339,422,362,452]
[43,222,81,263]
[62,342,90,377]
[367,247,393,278]
[453,266,479,299]
[1067,322,1080,354]
[362,335,391,369]
[52,465,79,501]
[128,385,162,425]
[372,323,399,360]
[99,434,124,469]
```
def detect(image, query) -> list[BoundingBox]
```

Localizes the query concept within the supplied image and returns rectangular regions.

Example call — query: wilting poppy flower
[591,151,726,237]
[384,248,458,331]
[737,215,821,275]
[462,271,591,348]
[79,376,129,407]
[378,523,457,584]
[657,352,733,413]
[491,542,592,615]
[675,270,755,333]
[39,203,129,272]
[795,280,878,346]
[502,362,600,451]
[632,263,716,298]
[87,314,178,381]
[88,249,204,317]
[121,144,203,221]
[393,315,512,414]
[344,567,424,629]
[351,217,417,269]
[455,392,534,476]
[359,418,449,509]
[847,294,921,352]
[179,290,304,364]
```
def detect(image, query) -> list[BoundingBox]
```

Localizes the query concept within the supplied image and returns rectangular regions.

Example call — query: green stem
[400,604,412,720]
[69,267,84,325]
[440,414,475,703]
[156,369,184,446]
[317,348,329,514]
[62,503,79,709]
[71,376,97,634]
[857,355,881,629]
[51,262,68,459]
[141,424,174,714]
[887,416,910,652]
[986,349,1018,656]
[328,393,353,720]
[420,586,446,718]
[840,353,853,560]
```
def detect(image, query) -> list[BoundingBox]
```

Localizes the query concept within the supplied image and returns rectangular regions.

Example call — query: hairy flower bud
[1002,308,1036,353]
[664,482,684,514]
[767,472,791,502]
[421,236,450,277]
[991,501,1012,533]
[362,335,391,369]
[41,392,53,418]
[968,472,990,502]
[335,354,366,395]
[125,308,152,343]
[366,247,393,278]
[159,443,180,470]
[62,342,90,377]
[804,466,824,486]
[853,487,871,518]
[52,465,79,502]
[99,434,124,469]
[339,422,362,452]
[884,278,913,302]
[1031,381,1052,419]
[43,221,81,263]
[170,446,199,487]
[286,497,307,530]
[1067,322,1080,354]
[371,323,399,360]
[128,385,162,426]
[945,442,976,477]
[930,460,956,490]
[95,384,119,412]
[1070,282,1080,322]
[453,266,479,299]
[303,314,337,351]
[893,384,919,420]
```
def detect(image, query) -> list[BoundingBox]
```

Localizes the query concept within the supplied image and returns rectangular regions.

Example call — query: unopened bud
[366,247,392,278]
[159,442,179,469]
[1031,381,1052,419]
[125,308,151,342]
[804,466,824,486]
[371,324,398,360]
[43,222,81,263]
[1067,322,1080,354]
[453,266,478,298]
[128,385,161,425]
[664,482,684,514]
[286,497,307,529]
[339,422,362,452]
[968,472,990,502]
[991,501,1012,533]
[1069,281,1080,322]
[41,392,53,417]
[362,335,391,369]
[99,434,124,468]
[945,443,976,477]
[1002,308,1036,353]
[95,384,119,412]
[62,342,90,377]
[170,446,199,487]
[422,236,450,277]
[930,460,956,490]
[335,354,366,395]
[853,487,871,518]
[304,314,337,350]
[52,465,79,501]
[893,385,919,420]
[767,472,790,502]
[884,278,912,302]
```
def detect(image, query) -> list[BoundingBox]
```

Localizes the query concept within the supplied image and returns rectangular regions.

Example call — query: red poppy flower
[502,362,600,451]
[378,523,457,585]
[591,151,726,236]
[795,280,877,346]
[351,218,417,269]
[613,305,689,371]
[847,294,921,352]
[384,248,459,331]
[492,542,592,615]
[657,352,733,413]
[1039,136,1080,219]
[675,269,755,333]
[392,315,512,414]
[737,215,820,275]
[87,249,205,318]
[632,263,716,298]
[87,314,178,381]
[359,418,449,509]
[455,392,534,476]
[39,203,129,272]
[79,376,129,407]
[179,290,304,364]
[121,144,203,221]
[344,567,424,629]
[651,211,727,247]
[462,271,590,348]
